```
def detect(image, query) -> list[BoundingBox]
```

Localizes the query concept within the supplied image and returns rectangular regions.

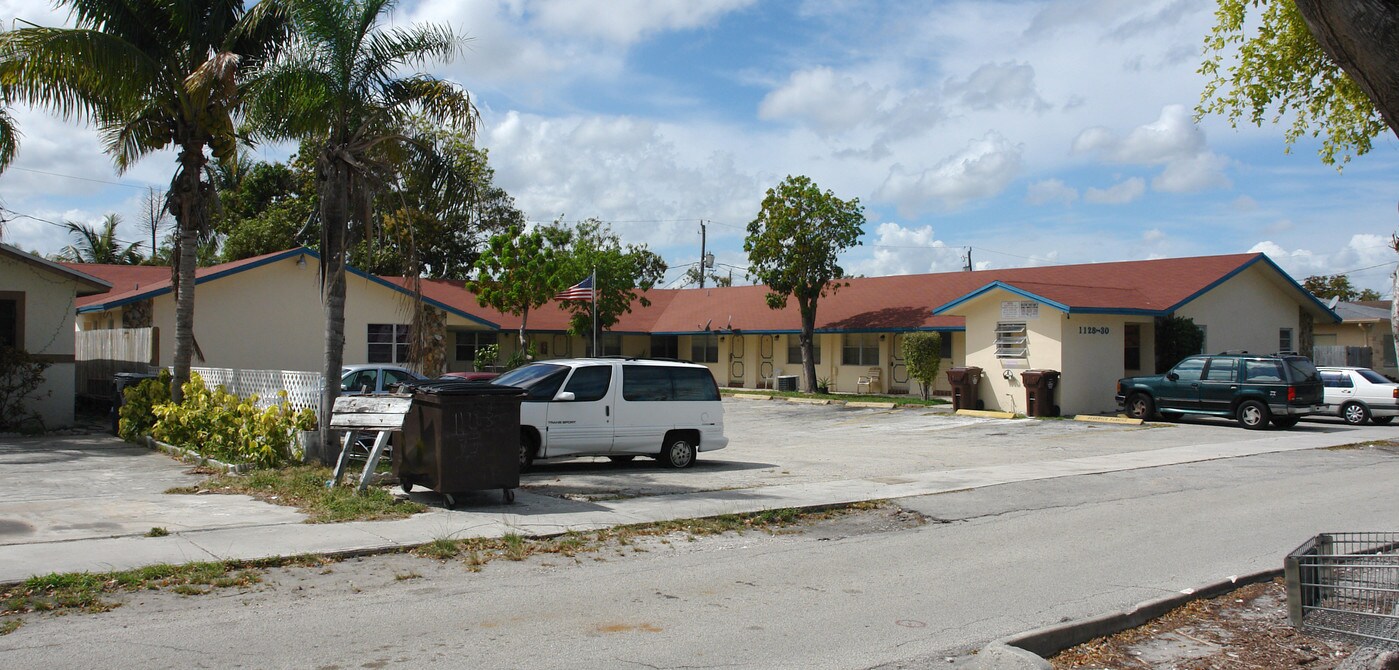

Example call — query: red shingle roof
[68,248,1330,332]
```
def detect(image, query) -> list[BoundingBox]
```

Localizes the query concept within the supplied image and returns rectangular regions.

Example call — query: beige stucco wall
[680,330,961,394]
[3,255,82,428]
[1175,264,1301,356]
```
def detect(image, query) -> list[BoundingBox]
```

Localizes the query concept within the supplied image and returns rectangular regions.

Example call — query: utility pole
[963,247,972,272]
[699,220,707,288]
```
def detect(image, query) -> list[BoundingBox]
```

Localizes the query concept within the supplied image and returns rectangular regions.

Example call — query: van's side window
[673,368,720,401]
[623,366,672,401]
[563,365,612,401]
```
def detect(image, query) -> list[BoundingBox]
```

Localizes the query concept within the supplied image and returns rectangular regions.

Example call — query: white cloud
[874,133,1023,214]
[758,67,888,136]
[1025,178,1078,206]
[482,111,759,249]
[1250,234,1397,285]
[1142,228,1166,243]
[849,222,962,276]
[944,61,1049,112]
[1083,177,1145,204]
[1072,104,1228,193]
[530,0,755,44]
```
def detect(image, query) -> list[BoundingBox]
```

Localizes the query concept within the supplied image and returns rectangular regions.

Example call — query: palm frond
[0,106,19,173]
[356,24,461,90]
[102,103,173,172]
[381,76,478,134]
[0,27,164,126]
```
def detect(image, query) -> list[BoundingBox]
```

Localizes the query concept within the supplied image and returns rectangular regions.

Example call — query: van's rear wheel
[660,435,696,469]
[520,430,538,472]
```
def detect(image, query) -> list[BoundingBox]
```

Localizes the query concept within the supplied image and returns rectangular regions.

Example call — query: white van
[491,357,727,470]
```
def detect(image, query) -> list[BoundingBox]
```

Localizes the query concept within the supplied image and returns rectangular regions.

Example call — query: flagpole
[591,267,598,357]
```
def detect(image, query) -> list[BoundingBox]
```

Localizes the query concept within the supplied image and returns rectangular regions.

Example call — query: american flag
[555,276,594,301]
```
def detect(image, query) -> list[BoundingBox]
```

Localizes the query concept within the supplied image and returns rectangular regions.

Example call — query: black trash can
[1020,370,1061,417]
[393,379,525,506]
[112,371,160,435]
[946,366,984,411]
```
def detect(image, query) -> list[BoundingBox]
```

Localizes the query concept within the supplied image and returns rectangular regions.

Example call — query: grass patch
[164,465,425,523]
[2,560,266,616]
[0,618,21,635]
[393,572,421,581]
[409,502,887,570]
[721,388,946,407]
[145,527,169,537]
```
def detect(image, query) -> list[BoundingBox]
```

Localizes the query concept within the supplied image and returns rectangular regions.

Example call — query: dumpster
[776,375,799,392]
[1020,369,1061,417]
[393,379,525,507]
[112,371,160,435]
[946,366,984,411]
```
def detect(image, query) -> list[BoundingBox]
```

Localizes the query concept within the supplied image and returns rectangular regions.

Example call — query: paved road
[3,442,1394,669]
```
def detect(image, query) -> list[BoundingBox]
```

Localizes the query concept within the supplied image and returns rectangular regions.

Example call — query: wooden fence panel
[75,327,157,398]
[1312,345,1372,368]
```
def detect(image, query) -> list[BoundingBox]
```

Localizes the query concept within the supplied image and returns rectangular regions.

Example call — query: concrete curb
[967,569,1282,669]
[144,436,251,475]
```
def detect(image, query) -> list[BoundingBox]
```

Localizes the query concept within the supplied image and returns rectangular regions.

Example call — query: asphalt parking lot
[518,397,1373,500]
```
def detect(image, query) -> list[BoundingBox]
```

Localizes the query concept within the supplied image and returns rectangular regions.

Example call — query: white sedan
[1318,366,1399,426]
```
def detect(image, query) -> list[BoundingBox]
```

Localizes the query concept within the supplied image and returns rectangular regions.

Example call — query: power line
[6,165,155,190]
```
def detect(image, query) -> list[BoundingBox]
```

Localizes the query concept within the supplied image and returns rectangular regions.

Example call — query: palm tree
[0,105,17,175]
[0,1,286,402]
[245,0,476,437]
[55,214,143,264]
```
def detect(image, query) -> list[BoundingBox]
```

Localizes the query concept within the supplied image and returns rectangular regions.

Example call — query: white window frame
[841,333,880,366]
[1279,327,1294,353]
[995,322,1027,359]
[368,323,410,364]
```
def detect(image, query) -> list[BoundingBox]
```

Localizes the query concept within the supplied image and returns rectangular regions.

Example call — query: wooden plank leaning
[327,395,413,493]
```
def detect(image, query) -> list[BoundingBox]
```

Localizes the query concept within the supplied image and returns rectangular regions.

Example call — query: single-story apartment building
[1312,301,1396,377]
[2,243,111,429]
[66,248,1337,416]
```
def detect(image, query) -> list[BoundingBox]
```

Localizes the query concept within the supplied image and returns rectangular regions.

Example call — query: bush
[118,371,172,442]
[473,344,499,372]
[504,344,537,371]
[149,373,317,469]
[902,332,943,400]
[0,347,50,432]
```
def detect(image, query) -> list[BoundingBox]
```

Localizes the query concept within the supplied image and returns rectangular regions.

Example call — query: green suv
[1115,352,1324,429]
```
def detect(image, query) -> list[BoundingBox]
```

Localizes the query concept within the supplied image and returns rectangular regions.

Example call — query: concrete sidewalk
[0,424,1368,584]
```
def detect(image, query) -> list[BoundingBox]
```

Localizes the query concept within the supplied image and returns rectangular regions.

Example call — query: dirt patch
[1049,578,1375,669]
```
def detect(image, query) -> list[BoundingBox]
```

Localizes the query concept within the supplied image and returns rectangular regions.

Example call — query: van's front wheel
[660,435,697,469]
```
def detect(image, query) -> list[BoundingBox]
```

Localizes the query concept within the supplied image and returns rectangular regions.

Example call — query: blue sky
[3,0,1397,294]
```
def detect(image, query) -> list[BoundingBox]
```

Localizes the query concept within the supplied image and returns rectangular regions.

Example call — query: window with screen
[650,335,678,359]
[1279,328,1293,353]
[0,298,17,350]
[690,334,719,363]
[842,333,880,366]
[455,331,497,362]
[368,324,410,363]
[787,337,821,365]
[600,333,623,357]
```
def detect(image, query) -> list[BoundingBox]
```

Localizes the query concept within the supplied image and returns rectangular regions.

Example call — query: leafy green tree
[901,332,943,400]
[0,0,286,403]
[352,123,522,279]
[745,175,865,392]
[1303,274,1371,303]
[1155,316,1205,374]
[54,214,143,264]
[552,219,667,346]
[466,225,564,355]
[216,157,317,261]
[243,0,476,437]
[1200,1,1399,367]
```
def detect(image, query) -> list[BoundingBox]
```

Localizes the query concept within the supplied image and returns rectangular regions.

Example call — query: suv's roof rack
[1216,350,1250,355]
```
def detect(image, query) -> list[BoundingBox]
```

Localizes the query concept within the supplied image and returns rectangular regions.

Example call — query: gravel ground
[1049,578,1399,669]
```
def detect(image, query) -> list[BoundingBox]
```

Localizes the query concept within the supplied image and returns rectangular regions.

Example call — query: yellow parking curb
[955,409,1016,419]
[1075,415,1144,425]
[731,393,774,400]
[788,398,836,405]
[847,401,897,409]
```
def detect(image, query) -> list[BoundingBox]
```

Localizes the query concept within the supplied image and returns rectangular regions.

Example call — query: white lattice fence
[191,367,323,413]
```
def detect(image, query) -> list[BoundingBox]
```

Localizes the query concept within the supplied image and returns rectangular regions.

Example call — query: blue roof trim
[78,248,309,313]
[341,263,500,329]
[931,281,1071,315]
[649,326,964,336]
[1165,254,1340,324]
[78,247,504,329]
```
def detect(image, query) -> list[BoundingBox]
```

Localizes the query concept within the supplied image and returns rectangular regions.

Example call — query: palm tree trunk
[319,159,351,452]
[169,141,207,404]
